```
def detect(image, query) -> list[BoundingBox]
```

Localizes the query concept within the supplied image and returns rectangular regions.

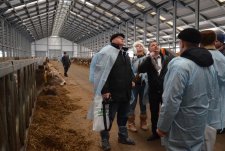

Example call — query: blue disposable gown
[89,53,99,83]
[157,57,214,151]
[87,45,120,120]
[208,50,225,129]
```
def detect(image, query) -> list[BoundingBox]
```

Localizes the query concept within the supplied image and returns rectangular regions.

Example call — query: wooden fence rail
[0,58,46,151]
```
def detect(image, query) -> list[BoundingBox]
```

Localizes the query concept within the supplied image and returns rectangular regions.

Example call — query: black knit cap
[178,28,201,44]
[110,33,125,42]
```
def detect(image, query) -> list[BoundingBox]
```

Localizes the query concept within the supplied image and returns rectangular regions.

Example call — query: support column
[11,26,14,57]
[34,41,37,57]
[1,19,5,58]
[6,23,9,57]
[61,37,63,54]
[195,0,200,30]
[96,36,99,50]
[125,22,128,47]
[119,25,121,33]
[72,42,74,57]
[156,9,160,43]
[47,37,49,57]
[173,0,177,52]
[143,13,147,46]
[133,18,136,42]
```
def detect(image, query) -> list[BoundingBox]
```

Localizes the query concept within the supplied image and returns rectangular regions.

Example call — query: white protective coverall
[157,55,214,151]
[208,50,225,130]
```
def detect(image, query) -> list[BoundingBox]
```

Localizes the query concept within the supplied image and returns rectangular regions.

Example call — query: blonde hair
[132,41,147,55]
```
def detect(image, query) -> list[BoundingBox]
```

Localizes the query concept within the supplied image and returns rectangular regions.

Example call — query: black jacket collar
[181,47,213,67]
[111,43,128,51]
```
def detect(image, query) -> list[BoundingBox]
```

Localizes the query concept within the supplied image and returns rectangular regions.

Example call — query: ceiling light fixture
[160,15,166,21]
[177,27,184,31]
[136,3,145,9]
[127,0,136,3]
[167,21,173,26]
[150,12,156,15]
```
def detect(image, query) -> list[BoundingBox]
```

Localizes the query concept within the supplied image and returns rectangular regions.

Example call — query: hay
[27,75,91,151]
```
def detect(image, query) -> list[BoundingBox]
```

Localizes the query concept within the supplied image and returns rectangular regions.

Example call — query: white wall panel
[62,39,72,45]
[73,44,78,57]
[49,37,61,45]
[62,45,73,52]
[31,44,35,57]
[35,51,47,57]
[66,51,73,58]
[31,44,35,50]
[49,50,61,58]
[32,37,77,58]
[35,38,47,44]
[48,45,60,50]
[36,45,47,51]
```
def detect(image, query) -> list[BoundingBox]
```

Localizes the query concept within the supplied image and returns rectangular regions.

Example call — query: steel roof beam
[177,0,225,33]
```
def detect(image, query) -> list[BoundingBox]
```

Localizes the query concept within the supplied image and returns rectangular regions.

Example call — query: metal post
[11,26,13,57]
[173,0,177,52]
[72,42,74,57]
[195,0,200,30]
[104,33,105,46]
[143,13,147,46]
[8,24,11,57]
[61,37,62,54]
[6,23,9,57]
[156,9,160,43]
[125,22,128,46]
[19,33,21,57]
[47,37,49,57]
[12,28,15,57]
[97,35,99,51]
[1,19,5,58]
[15,30,17,57]
[34,41,37,57]
[134,18,136,42]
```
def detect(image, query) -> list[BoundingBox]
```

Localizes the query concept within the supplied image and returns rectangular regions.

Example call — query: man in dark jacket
[100,33,135,151]
[61,52,71,77]
[138,40,175,141]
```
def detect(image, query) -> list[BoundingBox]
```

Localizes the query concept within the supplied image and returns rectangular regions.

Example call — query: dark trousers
[129,84,146,116]
[63,65,69,75]
[149,94,162,136]
[100,100,130,140]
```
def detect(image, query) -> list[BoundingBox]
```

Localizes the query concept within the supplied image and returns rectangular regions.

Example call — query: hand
[156,128,167,137]
[102,93,111,100]
[132,81,135,87]
[133,74,141,83]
